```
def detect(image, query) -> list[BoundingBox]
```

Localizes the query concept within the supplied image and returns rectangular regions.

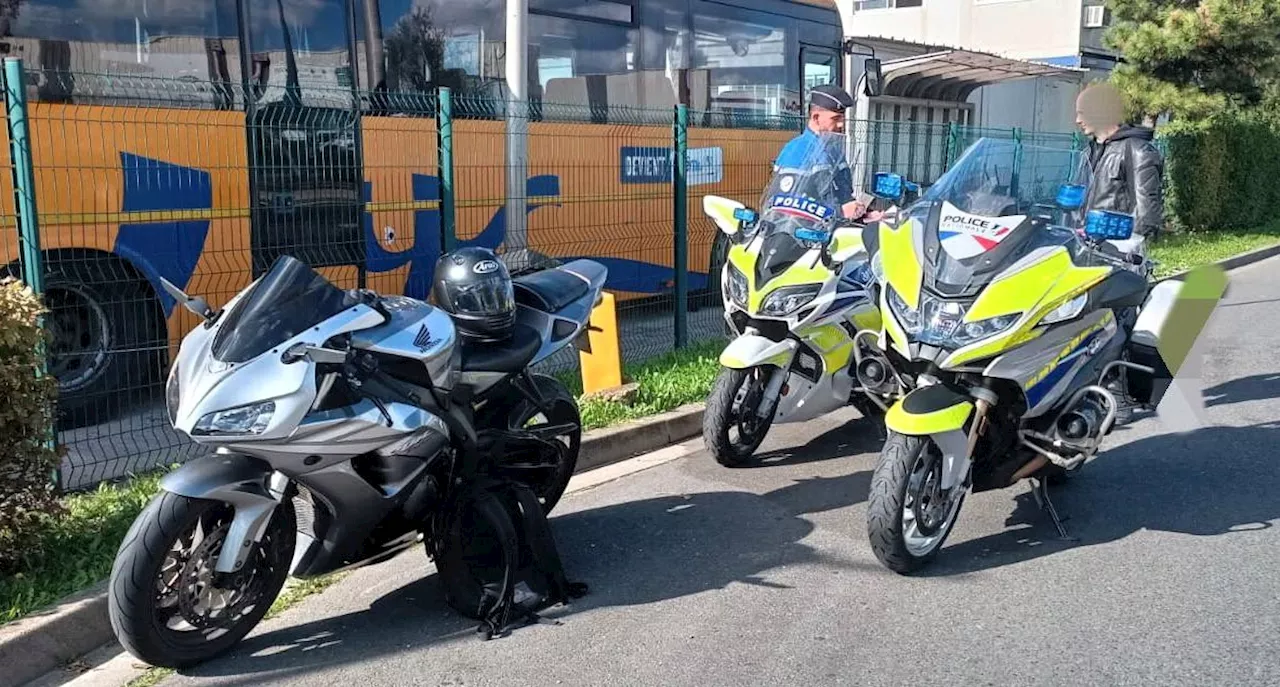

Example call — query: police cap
[809,84,854,112]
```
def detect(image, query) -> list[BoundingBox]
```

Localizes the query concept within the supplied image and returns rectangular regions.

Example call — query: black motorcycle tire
[484,373,581,514]
[867,432,966,575]
[703,367,777,468]
[108,491,295,669]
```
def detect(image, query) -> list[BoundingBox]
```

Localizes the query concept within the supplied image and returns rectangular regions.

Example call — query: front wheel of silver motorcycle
[703,366,778,468]
[867,432,966,574]
[108,491,295,669]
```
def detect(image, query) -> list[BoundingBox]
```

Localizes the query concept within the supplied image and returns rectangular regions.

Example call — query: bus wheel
[23,256,167,431]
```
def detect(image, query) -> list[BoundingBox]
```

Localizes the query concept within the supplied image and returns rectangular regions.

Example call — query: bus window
[691,0,793,126]
[801,45,839,104]
[245,0,355,109]
[1,0,241,108]
[244,0,364,277]
[358,0,506,116]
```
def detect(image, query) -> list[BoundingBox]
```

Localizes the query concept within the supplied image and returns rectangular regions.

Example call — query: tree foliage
[1106,0,1280,120]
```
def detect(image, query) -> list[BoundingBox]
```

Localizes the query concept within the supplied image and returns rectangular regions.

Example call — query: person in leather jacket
[1076,82,1166,240]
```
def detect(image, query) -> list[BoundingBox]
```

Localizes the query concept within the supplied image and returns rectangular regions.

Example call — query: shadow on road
[174,472,875,684]
[749,414,885,468]
[921,421,1280,577]
[1204,373,1280,408]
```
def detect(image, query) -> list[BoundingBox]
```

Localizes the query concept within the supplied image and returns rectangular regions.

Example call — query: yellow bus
[0,0,845,428]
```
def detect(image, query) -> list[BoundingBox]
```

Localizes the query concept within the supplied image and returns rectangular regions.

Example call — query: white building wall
[848,0,1084,64]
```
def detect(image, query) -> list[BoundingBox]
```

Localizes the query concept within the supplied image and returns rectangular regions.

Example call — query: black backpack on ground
[434,476,588,639]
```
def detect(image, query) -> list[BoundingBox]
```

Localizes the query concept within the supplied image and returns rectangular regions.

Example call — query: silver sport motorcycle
[108,254,606,667]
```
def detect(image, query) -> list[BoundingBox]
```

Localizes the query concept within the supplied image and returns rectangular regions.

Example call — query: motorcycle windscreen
[211,255,357,364]
[918,139,1089,296]
[751,130,845,288]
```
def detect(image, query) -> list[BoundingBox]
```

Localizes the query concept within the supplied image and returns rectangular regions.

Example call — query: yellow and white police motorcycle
[858,138,1223,573]
[699,132,896,467]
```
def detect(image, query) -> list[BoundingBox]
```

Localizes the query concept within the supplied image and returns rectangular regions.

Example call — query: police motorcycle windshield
[752,131,848,287]
[906,138,1097,298]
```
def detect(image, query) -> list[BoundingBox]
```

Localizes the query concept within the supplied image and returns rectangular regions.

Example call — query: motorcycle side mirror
[159,277,215,322]
[282,342,348,365]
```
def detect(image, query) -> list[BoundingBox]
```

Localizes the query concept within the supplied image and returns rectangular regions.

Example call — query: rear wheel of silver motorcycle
[703,366,777,467]
[506,374,582,514]
[108,491,295,668]
[867,432,967,574]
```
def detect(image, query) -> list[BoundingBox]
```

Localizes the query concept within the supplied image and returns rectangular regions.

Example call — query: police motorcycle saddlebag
[1126,279,1179,407]
[435,476,588,639]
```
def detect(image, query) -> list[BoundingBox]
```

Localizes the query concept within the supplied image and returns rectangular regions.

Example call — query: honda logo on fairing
[414,324,440,352]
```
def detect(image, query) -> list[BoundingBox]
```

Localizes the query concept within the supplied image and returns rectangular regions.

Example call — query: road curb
[0,582,110,687]
[3,403,706,687]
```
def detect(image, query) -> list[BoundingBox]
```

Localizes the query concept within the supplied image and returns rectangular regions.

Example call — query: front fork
[753,366,787,419]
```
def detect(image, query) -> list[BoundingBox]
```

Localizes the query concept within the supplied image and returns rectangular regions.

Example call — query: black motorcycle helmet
[431,247,516,342]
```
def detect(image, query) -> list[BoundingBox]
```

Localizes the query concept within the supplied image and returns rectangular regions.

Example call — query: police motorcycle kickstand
[1029,477,1078,542]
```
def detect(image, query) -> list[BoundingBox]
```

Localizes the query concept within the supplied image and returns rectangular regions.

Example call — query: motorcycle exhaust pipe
[1054,397,1105,449]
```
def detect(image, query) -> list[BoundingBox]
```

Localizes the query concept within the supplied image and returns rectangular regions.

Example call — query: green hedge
[0,278,61,574]
[1160,113,1280,232]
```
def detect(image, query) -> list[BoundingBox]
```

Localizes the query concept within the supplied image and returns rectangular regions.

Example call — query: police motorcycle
[109,247,605,667]
[857,138,1222,573]
[699,131,893,467]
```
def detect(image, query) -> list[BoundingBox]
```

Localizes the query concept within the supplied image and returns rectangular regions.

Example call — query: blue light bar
[733,207,758,223]
[1084,209,1135,241]
[795,228,831,244]
[873,172,904,199]
[1056,183,1086,210]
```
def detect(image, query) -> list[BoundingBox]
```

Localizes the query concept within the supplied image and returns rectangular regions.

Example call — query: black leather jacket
[1084,125,1165,237]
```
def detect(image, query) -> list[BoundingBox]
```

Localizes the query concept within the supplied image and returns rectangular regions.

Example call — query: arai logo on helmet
[473,259,501,274]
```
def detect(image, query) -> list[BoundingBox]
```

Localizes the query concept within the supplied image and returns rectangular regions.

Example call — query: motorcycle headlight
[888,289,1019,349]
[165,366,180,425]
[949,313,1022,347]
[1041,294,1088,325]
[886,287,921,333]
[760,284,821,317]
[192,401,275,437]
[726,263,749,308]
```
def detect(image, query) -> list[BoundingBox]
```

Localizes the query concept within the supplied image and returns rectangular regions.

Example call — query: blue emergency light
[733,207,758,224]
[795,228,831,244]
[1084,209,1135,241]
[873,172,904,199]
[1056,183,1086,210]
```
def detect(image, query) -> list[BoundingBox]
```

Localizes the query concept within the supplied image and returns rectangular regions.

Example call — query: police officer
[775,84,875,221]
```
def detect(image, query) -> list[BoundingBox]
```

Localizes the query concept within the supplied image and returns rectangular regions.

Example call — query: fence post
[437,86,457,253]
[945,121,959,171]
[5,58,42,295]
[672,104,689,349]
[3,57,56,485]
[1011,127,1024,197]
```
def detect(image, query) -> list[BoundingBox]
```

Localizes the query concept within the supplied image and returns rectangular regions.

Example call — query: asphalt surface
[148,257,1280,687]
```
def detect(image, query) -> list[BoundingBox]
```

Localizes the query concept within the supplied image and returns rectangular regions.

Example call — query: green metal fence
[0,62,1085,491]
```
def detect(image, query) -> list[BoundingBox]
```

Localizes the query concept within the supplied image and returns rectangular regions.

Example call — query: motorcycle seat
[1093,269,1148,310]
[459,323,542,374]
[514,269,590,313]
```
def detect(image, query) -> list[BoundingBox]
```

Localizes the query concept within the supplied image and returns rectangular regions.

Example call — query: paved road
[143,257,1280,687]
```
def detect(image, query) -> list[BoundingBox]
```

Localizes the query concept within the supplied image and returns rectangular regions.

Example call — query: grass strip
[1150,225,1280,277]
